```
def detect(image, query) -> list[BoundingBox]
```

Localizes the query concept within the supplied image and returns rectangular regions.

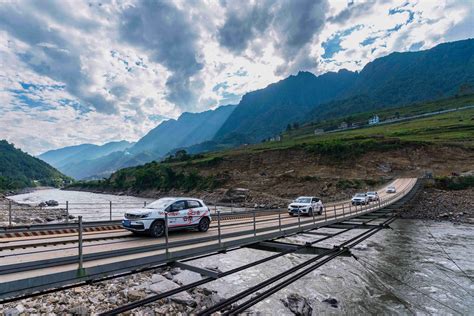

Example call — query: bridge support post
[109,201,112,221]
[66,201,69,223]
[298,210,301,227]
[165,213,169,258]
[77,216,86,277]
[144,201,147,207]
[278,211,282,231]
[165,212,170,258]
[342,204,345,217]
[8,200,12,227]
[253,210,256,236]
[312,207,315,224]
[334,205,337,219]
[217,211,222,247]
[349,203,352,215]
[324,206,327,222]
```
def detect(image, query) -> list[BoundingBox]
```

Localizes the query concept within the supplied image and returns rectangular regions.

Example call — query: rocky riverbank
[0,196,70,226]
[400,187,474,224]
[65,177,389,210]
[0,265,315,315]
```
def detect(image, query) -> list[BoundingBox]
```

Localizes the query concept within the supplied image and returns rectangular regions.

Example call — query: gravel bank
[0,196,69,226]
[400,187,474,224]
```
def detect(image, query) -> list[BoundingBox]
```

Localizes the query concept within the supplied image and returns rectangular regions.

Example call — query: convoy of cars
[122,197,211,237]
[287,196,324,216]
[122,186,396,237]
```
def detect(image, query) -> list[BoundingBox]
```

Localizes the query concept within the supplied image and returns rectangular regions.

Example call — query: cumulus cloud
[217,0,328,75]
[217,0,274,54]
[119,0,204,110]
[0,0,472,154]
[0,1,117,114]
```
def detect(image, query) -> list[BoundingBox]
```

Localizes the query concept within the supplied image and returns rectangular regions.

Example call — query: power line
[354,256,463,315]
[421,220,473,283]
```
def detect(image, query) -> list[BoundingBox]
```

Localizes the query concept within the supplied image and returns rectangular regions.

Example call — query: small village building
[339,122,348,129]
[369,115,380,125]
[314,129,324,135]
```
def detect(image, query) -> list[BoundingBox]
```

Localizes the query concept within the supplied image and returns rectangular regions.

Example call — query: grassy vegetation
[433,176,474,190]
[67,162,226,193]
[71,95,473,192]
[156,99,473,169]
[288,93,474,138]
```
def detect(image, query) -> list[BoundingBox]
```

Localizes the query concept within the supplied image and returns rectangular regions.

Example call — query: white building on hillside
[369,115,380,125]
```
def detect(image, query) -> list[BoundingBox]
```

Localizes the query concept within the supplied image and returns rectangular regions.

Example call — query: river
[7,189,474,314]
[192,219,474,314]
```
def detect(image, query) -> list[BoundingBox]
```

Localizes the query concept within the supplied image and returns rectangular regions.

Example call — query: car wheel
[308,208,313,216]
[198,217,210,232]
[149,220,165,238]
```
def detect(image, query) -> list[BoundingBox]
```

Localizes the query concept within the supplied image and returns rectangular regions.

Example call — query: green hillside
[0,140,71,191]
[71,95,474,193]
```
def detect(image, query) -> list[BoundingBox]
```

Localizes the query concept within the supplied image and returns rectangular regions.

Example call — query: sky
[0,0,473,155]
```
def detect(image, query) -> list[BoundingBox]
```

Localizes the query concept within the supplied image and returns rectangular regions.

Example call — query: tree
[286,124,292,131]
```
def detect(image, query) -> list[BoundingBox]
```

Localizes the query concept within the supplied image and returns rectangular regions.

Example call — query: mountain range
[39,39,474,180]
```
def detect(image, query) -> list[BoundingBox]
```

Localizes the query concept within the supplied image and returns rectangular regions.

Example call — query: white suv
[288,196,324,216]
[122,197,211,237]
[351,193,369,205]
[366,191,380,202]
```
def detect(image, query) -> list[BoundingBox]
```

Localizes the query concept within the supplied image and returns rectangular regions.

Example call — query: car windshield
[355,193,366,197]
[295,197,311,203]
[367,192,377,195]
[146,198,175,209]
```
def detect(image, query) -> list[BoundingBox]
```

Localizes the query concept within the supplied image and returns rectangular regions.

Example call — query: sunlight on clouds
[0,0,472,154]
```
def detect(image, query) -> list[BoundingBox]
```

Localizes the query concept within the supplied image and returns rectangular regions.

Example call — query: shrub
[434,175,474,190]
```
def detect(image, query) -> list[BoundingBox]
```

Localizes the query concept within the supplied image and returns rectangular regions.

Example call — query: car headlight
[140,212,152,218]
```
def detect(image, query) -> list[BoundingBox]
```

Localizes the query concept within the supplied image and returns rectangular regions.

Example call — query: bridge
[0,178,419,313]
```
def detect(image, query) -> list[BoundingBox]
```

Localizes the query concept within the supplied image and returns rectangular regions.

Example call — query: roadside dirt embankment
[70,144,474,212]
[169,144,474,205]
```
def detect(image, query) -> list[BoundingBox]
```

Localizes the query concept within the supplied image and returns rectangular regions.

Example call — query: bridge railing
[75,180,415,268]
[0,179,416,229]
[2,180,416,278]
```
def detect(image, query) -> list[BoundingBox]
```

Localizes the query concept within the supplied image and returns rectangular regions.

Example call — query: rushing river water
[192,219,474,314]
[7,190,474,314]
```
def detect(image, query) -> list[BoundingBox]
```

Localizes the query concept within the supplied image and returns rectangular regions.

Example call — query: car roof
[157,197,203,202]
[367,191,377,194]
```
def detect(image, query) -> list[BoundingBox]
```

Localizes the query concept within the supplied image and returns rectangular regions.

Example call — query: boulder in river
[46,200,59,206]
[322,297,339,308]
[281,293,312,316]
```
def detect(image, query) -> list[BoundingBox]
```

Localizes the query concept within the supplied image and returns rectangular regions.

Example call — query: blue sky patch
[322,25,363,59]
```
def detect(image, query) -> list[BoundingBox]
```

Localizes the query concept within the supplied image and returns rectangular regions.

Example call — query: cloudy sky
[1,0,473,155]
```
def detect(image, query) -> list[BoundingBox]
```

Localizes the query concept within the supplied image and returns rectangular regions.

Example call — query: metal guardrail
[0,179,419,302]
[0,179,417,276]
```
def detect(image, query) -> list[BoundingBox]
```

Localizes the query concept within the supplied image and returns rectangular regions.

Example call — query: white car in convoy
[366,191,380,202]
[386,186,396,193]
[288,196,324,216]
[351,193,369,205]
[122,197,211,237]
